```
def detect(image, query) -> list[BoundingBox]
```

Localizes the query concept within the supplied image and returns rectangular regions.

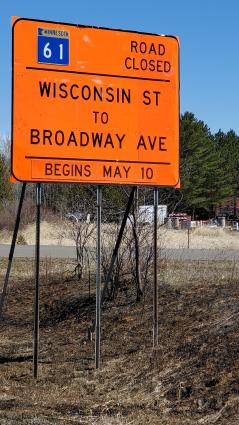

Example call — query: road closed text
[124,40,172,73]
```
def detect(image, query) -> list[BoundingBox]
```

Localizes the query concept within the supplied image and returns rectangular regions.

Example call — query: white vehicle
[127,205,167,225]
[65,212,91,223]
[138,205,167,225]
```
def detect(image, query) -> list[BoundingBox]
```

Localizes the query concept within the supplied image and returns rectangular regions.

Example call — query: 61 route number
[42,42,64,60]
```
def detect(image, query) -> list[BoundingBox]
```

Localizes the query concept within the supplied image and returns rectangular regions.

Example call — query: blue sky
[1,0,239,141]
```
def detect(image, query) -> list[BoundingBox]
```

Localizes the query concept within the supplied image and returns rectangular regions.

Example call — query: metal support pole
[88,186,136,339]
[153,186,159,348]
[135,186,139,213]
[0,183,26,319]
[101,186,136,304]
[33,183,41,379]
[95,185,102,369]
[187,220,191,248]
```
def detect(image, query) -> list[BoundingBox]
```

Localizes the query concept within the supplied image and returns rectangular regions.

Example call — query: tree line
[1,111,239,220]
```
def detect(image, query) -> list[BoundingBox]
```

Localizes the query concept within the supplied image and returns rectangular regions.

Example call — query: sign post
[11,17,180,370]
[0,183,26,319]
[153,187,159,348]
[95,185,102,369]
[33,183,41,379]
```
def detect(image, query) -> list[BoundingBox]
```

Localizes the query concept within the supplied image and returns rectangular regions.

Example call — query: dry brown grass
[192,226,226,237]
[0,258,239,424]
[2,219,239,251]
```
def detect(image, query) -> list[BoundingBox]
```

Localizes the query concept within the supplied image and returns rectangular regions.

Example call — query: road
[1,244,239,261]
[0,244,76,259]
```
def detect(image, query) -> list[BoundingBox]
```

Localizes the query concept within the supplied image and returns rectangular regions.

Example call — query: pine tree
[179,112,232,215]
[214,129,239,196]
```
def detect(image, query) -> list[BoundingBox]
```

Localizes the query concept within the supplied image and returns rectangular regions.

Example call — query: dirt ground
[0,257,239,424]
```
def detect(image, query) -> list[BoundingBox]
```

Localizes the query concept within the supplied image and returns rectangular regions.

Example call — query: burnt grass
[0,257,239,424]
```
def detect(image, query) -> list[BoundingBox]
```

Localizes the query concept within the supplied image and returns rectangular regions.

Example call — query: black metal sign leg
[0,183,26,319]
[88,186,136,341]
[153,186,159,348]
[101,186,136,304]
[33,183,41,379]
[95,185,102,369]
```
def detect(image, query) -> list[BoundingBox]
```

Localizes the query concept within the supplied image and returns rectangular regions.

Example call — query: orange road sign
[11,17,180,186]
